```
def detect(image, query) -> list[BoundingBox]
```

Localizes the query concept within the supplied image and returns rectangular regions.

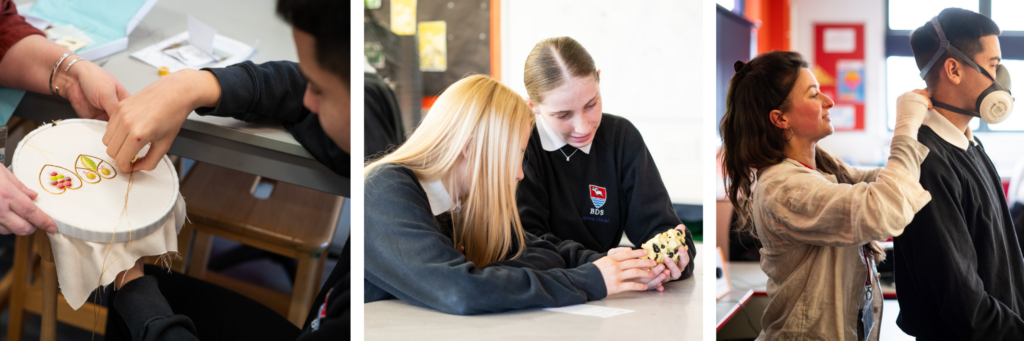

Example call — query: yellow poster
[390,0,416,36]
[418,21,447,72]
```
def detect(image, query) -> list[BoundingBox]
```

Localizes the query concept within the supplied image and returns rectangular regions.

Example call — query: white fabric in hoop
[50,195,185,310]
[10,119,186,310]
[12,119,179,243]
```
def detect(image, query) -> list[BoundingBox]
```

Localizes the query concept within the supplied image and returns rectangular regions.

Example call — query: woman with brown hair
[516,37,697,291]
[719,50,932,340]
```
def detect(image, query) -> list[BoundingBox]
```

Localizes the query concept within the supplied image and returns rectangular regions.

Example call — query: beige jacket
[752,135,931,341]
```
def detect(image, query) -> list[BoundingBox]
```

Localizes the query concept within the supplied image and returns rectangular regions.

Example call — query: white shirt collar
[922,109,977,151]
[419,179,455,216]
[535,115,592,154]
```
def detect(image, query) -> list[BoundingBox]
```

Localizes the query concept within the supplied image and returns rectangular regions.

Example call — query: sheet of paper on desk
[131,31,257,73]
[161,15,219,68]
[543,304,634,318]
[187,15,217,57]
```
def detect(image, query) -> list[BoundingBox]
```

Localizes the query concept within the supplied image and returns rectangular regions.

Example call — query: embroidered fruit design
[38,165,82,194]
[75,154,117,184]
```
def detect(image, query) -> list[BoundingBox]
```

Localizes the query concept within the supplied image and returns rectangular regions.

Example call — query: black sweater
[196,61,349,178]
[517,114,696,278]
[364,163,608,315]
[363,72,404,160]
[894,126,1024,340]
[112,60,350,340]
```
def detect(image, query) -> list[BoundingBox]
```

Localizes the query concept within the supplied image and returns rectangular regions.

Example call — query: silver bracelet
[64,57,83,72]
[49,52,72,96]
[57,57,85,97]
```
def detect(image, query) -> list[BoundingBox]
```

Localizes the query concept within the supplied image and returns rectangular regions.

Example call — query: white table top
[365,243,705,341]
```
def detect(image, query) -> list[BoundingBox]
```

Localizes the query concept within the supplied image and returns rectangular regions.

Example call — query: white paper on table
[543,304,634,318]
[164,45,217,67]
[187,15,217,58]
[45,24,96,48]
[130,31,258,73]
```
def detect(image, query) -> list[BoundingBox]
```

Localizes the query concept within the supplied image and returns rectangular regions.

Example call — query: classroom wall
[791,0,890,167]
[500,0,703,205]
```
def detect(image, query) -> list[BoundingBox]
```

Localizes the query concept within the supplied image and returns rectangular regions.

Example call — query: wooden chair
[6,231,109,341]
[177,162,344,327]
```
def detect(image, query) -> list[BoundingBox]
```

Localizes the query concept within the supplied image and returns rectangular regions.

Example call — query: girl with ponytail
[720,51,933,340]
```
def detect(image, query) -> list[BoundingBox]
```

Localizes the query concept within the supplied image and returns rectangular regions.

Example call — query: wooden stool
[7,231,109,341]
[177,162,343,327]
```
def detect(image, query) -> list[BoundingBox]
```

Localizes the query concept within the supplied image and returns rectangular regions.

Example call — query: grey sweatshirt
[364,163,608,315]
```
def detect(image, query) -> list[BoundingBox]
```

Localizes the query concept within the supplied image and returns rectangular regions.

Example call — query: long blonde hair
[364,75,535,267]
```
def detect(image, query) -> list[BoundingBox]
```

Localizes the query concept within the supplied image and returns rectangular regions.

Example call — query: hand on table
[114,258,146,290]
[607,247,669,291]
[102,69,221,172]
[57,59,131,121]
[0,166,55,235]
[594,248,659,295]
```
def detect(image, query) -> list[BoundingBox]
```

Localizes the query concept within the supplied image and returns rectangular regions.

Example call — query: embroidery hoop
[11,119,180,243]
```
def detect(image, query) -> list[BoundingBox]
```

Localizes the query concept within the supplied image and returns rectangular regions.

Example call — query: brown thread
[91,170,134,340]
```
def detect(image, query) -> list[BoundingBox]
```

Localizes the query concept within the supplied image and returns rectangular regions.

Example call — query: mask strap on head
[918,17,992,80]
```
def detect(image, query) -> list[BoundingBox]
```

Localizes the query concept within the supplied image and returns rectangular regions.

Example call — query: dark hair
[720,51,884,260]
[277,0,350,84]
[911,8,1000,89]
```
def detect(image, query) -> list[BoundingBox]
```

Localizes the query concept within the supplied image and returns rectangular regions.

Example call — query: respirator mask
[918,17,1013,124]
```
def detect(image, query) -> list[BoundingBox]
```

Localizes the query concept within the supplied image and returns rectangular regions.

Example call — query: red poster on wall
[814,24,865,131]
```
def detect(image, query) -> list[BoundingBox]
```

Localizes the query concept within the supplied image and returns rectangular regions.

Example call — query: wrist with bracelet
[48,52,85,98]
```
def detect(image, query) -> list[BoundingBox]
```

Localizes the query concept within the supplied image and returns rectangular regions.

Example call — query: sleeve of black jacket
[897,157,1024,339]
[364,165,607,315]
[614,119,696,279]
[113,276,200,341]
[490,232,606,271]
[196,60,349,177]
[364,72,405,160]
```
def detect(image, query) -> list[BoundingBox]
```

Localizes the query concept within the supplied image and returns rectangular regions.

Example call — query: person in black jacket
[516,37,696,289]
[364,70,404,159]
[102,0,350,340]
[894,8,1024,339]
[364,75,662,315]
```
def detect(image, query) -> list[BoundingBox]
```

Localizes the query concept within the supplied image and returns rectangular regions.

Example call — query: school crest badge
[589,185,607,209]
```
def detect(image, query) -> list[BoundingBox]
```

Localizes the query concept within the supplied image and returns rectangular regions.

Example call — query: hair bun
[734,61,747,72]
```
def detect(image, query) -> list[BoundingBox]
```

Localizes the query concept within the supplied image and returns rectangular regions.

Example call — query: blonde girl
[364,75,658,314]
